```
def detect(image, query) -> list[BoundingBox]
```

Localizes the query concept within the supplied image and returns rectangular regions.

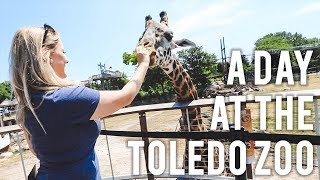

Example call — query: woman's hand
[135,46,150,66]
[90,47,151,119]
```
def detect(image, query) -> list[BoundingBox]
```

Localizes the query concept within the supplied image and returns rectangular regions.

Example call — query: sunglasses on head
[42,24,56,46]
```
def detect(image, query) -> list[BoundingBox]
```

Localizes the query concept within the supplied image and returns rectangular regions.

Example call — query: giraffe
[137,11,233,176]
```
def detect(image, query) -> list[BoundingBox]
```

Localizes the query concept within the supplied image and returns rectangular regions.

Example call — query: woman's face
[50,41,68,78]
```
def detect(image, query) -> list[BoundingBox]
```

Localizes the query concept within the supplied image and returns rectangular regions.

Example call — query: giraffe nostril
[144,42,150,47]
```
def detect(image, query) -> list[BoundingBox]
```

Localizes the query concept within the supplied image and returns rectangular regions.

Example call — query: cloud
[294,1,320,16]
[169,0,254,35]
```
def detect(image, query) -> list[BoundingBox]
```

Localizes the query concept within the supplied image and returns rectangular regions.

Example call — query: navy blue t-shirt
[24,86,101,180]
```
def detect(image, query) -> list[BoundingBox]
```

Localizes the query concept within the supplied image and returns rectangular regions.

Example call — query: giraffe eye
[155,34,159,37]
[156,28,163,33]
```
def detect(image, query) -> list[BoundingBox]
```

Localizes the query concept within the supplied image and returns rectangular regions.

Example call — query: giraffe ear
[171,39,196,49]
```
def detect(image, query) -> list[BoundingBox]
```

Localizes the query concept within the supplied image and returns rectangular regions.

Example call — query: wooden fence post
[139,112,154,180]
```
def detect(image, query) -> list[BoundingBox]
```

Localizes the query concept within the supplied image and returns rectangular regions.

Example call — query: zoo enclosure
[1,89,320,180]
[100,89,320,179]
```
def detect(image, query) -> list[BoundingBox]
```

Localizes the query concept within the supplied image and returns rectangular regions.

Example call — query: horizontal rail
[108,89,320,117]
[102,173,233,179]
[1,89,319,135]
[0,124,21,134]
[100,129,320,145]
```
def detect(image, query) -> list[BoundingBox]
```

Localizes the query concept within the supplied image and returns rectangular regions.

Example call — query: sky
[1,0,320,83]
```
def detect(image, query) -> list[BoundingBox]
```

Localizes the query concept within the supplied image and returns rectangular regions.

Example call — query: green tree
[254,31,320,69]
[255,33,293,51]
[0,81,12,102]
[307,37,320,44]
[123,52,137,65]
[140,67,173,97]
[305,38,320,67]
[123,46,222,99]
[241,55,252,72]
[109,75,129,90]
[123,51,174,100]
[177,46,219,96]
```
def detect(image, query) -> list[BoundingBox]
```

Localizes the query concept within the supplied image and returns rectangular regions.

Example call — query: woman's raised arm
[90,46,150,119]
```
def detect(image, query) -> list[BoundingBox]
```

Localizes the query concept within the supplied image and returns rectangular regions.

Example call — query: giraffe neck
[164,58,197,101]
[160,56,210,173]
[160,57,206,132]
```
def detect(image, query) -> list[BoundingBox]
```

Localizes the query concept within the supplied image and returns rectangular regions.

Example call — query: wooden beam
[0,124,21,134]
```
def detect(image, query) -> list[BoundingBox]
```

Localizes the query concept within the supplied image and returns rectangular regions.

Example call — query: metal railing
[1,89,320,179]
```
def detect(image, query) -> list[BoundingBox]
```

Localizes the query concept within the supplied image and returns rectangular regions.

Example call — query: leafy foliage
[255,32,311,50]
[0,81,12,102]
[255,35,292,50]
[123,51,175,100]
[241,55,252,72]
[177,46,219,96]
[307,37,320,44]
[254,31,320,68]
[109,76,129,90]
[90,73,128,90]
[123,52,138,65]
[139,67,173,97]
[305,37,320,67]
[122,46,220,100]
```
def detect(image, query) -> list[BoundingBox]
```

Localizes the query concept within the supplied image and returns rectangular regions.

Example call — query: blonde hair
[9,26,76,134]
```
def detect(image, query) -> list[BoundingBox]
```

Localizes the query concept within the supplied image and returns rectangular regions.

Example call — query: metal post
[17,133,27,180]
[234,127,247,180]
[314,99,320,178]
[186,108,191,132]
[0,114,4,127]
[220,37,227,84]
[181,108,192,177]
[220,39,224,82]
[103,119,114,180]
[241,103,253,179]
[139,112,154,180]
[246,165,253,179]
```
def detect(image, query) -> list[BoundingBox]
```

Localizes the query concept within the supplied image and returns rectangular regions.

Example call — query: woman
[9,24,150,180]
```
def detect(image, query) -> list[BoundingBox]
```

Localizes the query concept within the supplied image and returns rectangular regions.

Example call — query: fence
[0,89,320,179]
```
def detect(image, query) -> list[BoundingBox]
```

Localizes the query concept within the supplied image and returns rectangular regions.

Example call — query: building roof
[0,99,17,107]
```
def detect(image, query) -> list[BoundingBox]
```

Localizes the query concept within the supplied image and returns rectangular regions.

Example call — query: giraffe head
[137,11,196,68]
